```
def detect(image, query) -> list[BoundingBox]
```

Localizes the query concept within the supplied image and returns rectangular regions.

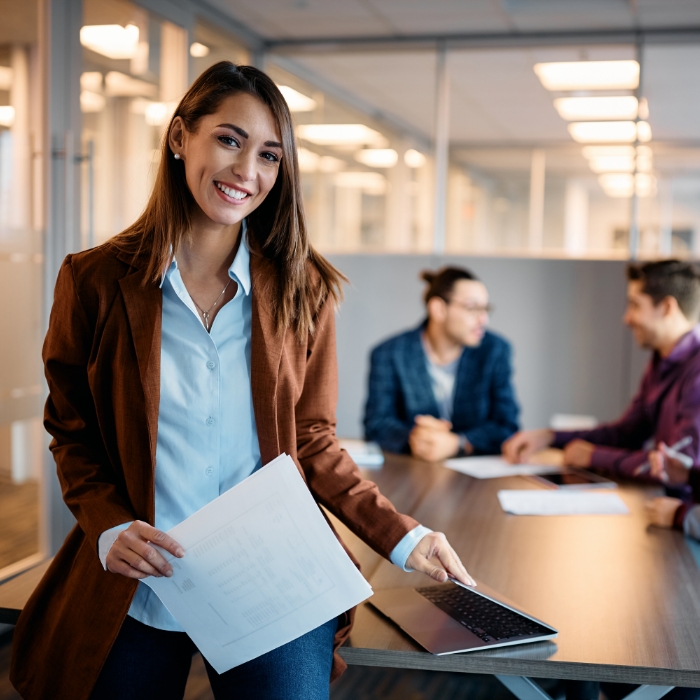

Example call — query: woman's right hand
[106,520,185,579]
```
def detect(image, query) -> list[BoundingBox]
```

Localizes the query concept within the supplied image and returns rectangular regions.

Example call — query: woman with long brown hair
[10,62,473,700]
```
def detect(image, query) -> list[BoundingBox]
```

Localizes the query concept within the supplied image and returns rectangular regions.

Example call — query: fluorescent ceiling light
[554,96,638,121]
[298,124,387,148]
[335,171,387,195]
[404,149,426,168]
[105,71,157,98]
[636,121,652,142]
[355,148,398,168]
[582,145,635,159]
[568,121,638,143]
[278,86,316,112]
[80,90,106,113]
[80,24,139,60]
[534,60,639,91]
[190,42,210,58]
[145,102,171,126]
[588,156,635,173]
[0,66,13,91]
[0,105,15,127]
[297,147,320,173]
[598,173,656,198]
[81,72,103,92]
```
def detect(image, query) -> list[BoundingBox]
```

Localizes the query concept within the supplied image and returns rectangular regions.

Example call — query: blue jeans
[90,615,338,700]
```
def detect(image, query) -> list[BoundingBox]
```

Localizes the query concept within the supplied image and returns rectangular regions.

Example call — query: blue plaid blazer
[363,324,519,455]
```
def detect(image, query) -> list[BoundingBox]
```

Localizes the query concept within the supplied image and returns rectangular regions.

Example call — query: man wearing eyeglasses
[364,266,520,461]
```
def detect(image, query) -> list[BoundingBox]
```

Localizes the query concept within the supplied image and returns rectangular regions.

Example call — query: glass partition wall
[270,40,700,260]
[0,0,46,578]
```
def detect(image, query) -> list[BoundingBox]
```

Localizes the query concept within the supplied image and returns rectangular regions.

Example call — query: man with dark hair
[504,259,700,479]
[364,266,519,460]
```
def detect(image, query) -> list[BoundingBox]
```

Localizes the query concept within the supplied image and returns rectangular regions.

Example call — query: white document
[143,453,372,673]
[497,489,629,516]
[444,455,562,480]
[338,438,384,468]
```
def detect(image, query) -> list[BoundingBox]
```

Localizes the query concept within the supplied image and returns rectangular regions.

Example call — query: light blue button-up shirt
[99,224,429,631]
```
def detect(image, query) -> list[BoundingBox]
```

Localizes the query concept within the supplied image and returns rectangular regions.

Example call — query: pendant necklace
[192,279,232,332]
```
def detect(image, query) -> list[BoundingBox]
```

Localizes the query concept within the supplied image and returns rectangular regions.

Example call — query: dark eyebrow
[217,123,283,149]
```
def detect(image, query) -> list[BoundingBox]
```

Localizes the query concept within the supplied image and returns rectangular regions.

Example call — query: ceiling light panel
[588,156,636,173]
[80,24,139,60]
[404,149,426,168]
[355,148,398,168]
[534,60,639,91]
[554,96,638,121]
[0,106,15,127]
[568,121,638,143]
[582,145,636,159]
[189,42,210,58]
[278,86,316,112]
[297,124,388,148]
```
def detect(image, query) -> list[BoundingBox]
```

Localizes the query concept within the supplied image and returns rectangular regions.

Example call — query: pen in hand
[634,436,694,476]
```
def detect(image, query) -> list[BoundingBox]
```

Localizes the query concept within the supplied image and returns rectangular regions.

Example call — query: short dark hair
[627,259,700,321]
[421,266,479,305]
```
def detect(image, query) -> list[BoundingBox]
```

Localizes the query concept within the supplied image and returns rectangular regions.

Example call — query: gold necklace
[192,278,232,332]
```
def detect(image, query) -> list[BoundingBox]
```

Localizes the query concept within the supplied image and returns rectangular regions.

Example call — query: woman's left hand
[405,532,476,586]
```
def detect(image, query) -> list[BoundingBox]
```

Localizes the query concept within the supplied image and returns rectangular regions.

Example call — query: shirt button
[206,360,215,370]
[205,467,214,476]
[205,416,215,427]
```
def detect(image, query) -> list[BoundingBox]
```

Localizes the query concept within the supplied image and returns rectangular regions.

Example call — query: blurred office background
[1,0,700,585]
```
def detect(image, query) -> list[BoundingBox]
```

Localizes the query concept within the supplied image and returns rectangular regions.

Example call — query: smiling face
[169,92,283,229]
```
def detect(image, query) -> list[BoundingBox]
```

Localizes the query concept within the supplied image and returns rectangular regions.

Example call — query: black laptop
[370,579,557,655]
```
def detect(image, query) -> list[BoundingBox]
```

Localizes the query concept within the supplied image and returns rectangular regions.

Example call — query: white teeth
[216,182,248,200]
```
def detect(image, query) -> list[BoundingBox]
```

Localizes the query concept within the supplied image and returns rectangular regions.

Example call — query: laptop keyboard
[417,583,552,644]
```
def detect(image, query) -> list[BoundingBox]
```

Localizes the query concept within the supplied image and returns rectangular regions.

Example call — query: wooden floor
[0,478,39,572]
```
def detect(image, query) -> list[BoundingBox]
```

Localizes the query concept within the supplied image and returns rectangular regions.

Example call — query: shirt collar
[661,325,700,365]
[160,220,251,295]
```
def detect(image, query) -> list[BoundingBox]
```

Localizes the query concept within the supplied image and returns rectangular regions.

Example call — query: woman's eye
[218,135,240,147]
[261,152,280,163]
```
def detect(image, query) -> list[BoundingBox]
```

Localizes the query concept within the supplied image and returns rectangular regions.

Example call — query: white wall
[328,254,649,439]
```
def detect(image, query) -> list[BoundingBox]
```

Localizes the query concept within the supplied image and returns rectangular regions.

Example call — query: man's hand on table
[405,532,476,587]
[409,415,467,462]
[645,496,683,528]
[502,429,554,464]
[106,520,185,580]
[562,439,596,468]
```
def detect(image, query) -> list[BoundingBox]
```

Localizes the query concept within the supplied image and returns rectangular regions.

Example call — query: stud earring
[174,153,181,160]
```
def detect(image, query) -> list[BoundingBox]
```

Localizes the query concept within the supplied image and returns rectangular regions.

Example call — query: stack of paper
[497,489,629,516]
[444,455,562,480]
[145,453,372,673]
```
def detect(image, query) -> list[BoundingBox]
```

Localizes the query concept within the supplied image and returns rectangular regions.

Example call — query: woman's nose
[232,149,256,182]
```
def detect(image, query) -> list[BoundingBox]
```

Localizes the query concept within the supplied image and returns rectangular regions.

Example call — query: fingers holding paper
[405,532,476,587]
[106,520,185,580]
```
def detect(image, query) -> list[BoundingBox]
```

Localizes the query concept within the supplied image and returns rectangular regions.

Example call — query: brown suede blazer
[10,242,418,700]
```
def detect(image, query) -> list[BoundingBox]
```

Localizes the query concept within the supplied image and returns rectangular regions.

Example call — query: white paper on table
[143,453,372,673]
[444,455,562,480]
[497,489,629,516]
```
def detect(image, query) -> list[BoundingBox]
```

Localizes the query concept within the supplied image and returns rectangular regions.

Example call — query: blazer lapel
[401,327,440,417]
[250,252,285,464]
[117,258,162,471]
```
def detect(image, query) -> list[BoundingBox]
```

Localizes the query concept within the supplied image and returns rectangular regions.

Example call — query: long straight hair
[113,61,345,339]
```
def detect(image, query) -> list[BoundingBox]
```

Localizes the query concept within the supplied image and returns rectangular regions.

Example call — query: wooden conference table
[331,453,700,700]
[3,453,700,700]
